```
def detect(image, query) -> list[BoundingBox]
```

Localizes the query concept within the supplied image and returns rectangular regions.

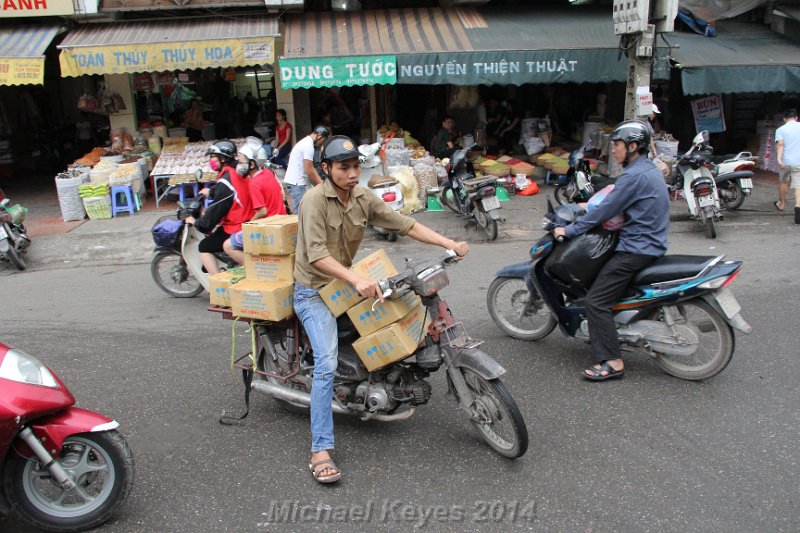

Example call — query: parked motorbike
[0,196,31,271]
[150,189,236,298]
[0,341,134,532]
[553,144,615,206]
[218,250,528,458]
[486,201,751,381]
[708,151,756,210]
[670,130,723,239]
[439,144,502,240]
[358,142,405,241]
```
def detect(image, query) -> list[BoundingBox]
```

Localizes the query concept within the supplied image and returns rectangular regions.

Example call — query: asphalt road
[1,192,799,532]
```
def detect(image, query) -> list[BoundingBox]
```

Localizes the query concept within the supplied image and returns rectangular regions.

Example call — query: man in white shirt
[284,125,329,213]
[775,108,800,224]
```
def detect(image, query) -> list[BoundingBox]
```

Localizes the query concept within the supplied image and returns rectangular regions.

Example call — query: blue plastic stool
[111,185,136,217]
[178,182,199,204]
[545,170,565,186]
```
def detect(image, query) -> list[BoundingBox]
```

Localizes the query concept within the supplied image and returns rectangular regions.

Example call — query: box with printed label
[244,253,295,283]
[230,280,294,321]
[346,290,421,337]
[209,269,245,307]
[352,305,431,371]
[242,215,298,255]
[319,249,398,317]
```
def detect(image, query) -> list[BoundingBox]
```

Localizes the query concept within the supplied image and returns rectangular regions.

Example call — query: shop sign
[690,94,726,133]
[396,50,627,85]
[0,57,44,85]
[278,55,396,89]
[59,37,274,77]
[0,0,73,17]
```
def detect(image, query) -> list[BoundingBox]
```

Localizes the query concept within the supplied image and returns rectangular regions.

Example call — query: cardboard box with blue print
[319,249,398,317]
[244,253,295,283]
[242,215,298,255]
[346,290,421,337]
[352,305,431,372]
[209,268,245,308]
[230,280,294,321]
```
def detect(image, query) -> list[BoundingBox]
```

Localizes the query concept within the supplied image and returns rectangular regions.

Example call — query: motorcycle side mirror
[692,130,709,146]
[194,169,203,181]
[441,158,450,167]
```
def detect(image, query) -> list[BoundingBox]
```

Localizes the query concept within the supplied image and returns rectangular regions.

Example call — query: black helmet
[610,120,651,155]
[321,135,360,164]
[206,140,237,160]
[312,125,330,139]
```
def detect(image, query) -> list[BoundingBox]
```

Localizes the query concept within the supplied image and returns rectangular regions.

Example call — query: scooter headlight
[0,348,59,388]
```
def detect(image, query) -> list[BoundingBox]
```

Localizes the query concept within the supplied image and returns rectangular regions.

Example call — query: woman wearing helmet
[222,143,288,265]
[185,140,253,275]
[554,120,670,382]
[292,135,470,484]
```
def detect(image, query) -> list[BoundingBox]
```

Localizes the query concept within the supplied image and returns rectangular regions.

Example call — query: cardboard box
[242,215,298,255]
[244,253,295,283]
[230,280,294,321]
[352,306,431,371]
[346,290,421,337]
[319,249,398,317]
[209,269,245,307]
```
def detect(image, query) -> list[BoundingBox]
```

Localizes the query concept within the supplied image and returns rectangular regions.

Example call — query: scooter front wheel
[151,251,203,298]
[553,185,571,206]
[487,277,557,340]
[4,430,134,533]
[439,185,461,214]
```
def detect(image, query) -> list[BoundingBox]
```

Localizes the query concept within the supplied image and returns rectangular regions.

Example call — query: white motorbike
[709,151,756,210]
[671,131,723,239]
[357,142,405,241]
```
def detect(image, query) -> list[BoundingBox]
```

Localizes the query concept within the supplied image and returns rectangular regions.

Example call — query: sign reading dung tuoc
[279,56,396,89]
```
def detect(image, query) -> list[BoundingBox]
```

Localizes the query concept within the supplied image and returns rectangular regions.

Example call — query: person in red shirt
[223,144,288,265]
[271,109,293,166]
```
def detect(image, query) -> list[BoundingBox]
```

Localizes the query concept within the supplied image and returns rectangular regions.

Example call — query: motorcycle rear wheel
[649,299,734,380]
[151,251,203,298]
[256,328,310,414]
[705,213,717,239]
[487,277,556,340]
[439,185,461,214]
[719,181,745,210]
[5,241,26,270]
[3,431,134,533]
[452,369,528,459]
[474,208,498,240]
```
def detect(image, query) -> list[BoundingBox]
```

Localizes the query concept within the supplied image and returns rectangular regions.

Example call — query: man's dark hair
[442,115,455,123]
[784,108,798,119]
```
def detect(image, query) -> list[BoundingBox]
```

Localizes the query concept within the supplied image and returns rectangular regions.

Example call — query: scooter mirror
[195,168,203,181]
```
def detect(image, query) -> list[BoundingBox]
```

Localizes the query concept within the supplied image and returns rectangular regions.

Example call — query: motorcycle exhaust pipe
[250,381,415,421]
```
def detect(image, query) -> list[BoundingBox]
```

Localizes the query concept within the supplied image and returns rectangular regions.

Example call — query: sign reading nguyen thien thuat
[279,56,396,89]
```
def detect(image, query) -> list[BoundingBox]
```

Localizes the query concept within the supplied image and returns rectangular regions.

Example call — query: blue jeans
[293,283,338,452]
[285,183,306,214]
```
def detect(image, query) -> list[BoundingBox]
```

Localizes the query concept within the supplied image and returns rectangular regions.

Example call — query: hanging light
[332,0,361,11]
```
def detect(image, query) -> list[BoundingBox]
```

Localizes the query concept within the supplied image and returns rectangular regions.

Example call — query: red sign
[133,74,154,92]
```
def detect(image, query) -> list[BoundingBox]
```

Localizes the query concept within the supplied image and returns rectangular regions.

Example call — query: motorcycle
[0,196,31,271]
[357,142,405,242]
[553,144,616,206]
[486,201,751,381]
[0,341,134,532]
[216,250,529,458]
[670,130,723,239]
[150,188,236,298]
[439,144,503,241]
[708,151,756,210]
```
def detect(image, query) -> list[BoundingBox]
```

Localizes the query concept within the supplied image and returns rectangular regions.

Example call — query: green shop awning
[669,21,800,95]
[280,7,627,88]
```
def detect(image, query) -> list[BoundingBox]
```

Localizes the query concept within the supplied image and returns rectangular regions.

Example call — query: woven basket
[82,195,112,220]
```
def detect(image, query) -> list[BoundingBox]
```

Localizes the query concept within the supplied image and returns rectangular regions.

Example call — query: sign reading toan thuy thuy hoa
[0,0,74,17]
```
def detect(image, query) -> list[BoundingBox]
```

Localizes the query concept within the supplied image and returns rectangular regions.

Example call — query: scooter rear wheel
[474,208,498,240]
[719,181,745,210]
[151,251,203,298]
[256,328,310,415]
[704,210,717,239]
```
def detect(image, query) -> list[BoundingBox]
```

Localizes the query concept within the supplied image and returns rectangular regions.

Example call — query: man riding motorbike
[292,135,469,483]
[554,120,670,381]
[185,140,252,276]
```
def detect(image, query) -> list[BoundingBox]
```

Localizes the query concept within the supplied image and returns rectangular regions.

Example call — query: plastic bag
[517,181,540,196]
[544,228,618,296]
[389,166,420,214]
[586,184,625,231]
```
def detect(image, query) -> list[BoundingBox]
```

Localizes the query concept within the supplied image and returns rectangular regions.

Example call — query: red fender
[31,407,118,455]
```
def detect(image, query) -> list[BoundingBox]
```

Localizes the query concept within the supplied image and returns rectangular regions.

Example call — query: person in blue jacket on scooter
[554,120,670,381]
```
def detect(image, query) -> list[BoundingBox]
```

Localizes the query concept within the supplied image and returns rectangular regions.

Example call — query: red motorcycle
[0,342,134,532]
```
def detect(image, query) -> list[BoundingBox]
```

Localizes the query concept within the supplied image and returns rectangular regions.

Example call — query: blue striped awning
[0,24,62,85]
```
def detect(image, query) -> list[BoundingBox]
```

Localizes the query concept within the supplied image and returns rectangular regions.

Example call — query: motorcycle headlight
[0,348,59,388]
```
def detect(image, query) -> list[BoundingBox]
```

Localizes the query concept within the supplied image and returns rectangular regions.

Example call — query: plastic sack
[517,181,540,196]
[389,166,420,214]
[544,228,618,295]
[587,184,625,231]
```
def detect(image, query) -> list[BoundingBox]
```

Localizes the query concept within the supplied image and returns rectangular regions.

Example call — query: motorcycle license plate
[714,288,741,319]
[738,178,753,189]
[0,226,6,239]
[698,195,715,208]
[481,195,500,211]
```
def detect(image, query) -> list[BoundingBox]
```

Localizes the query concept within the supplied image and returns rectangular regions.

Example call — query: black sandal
[582,361,625,382]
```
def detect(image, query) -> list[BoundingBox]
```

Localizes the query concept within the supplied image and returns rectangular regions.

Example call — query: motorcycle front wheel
[451,369,528,459]
[151,251,203,298]
[487,277,557,340]
[473,208,498,240]
[5,242,26,270]
[3,431,134,533]
[649,299,734,380]
[439,185,461,214]
[553,184,572,206]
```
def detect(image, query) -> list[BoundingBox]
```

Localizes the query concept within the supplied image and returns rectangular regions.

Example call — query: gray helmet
[610,120,651,155]
[321,135,360,165]
[312,125,330,139]
[206,140,237,161]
